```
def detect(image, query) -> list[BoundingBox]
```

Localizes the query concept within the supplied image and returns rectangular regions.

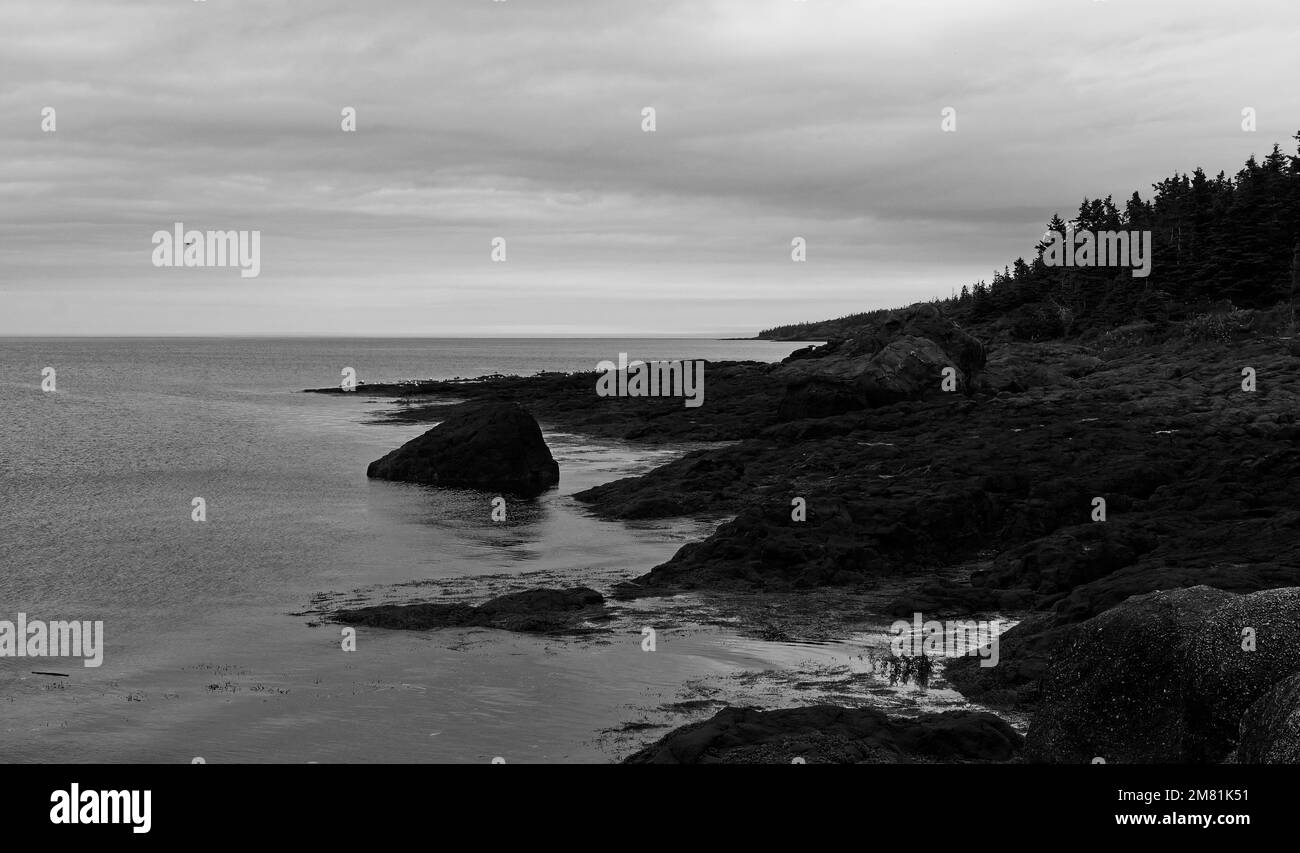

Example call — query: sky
[1,0,1298,337]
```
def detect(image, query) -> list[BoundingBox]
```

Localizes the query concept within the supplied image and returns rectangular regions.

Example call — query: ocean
[0,337,993,763]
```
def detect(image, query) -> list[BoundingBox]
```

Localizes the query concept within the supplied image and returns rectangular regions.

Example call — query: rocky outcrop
[1023,586,1300,763]
[611,465,1001,594]
[366,402,559,496]
[622,705,1023,764]
[335,587,607,634]
[596,331,1300,615]
[774,304,985,420]
[575,441,764,520]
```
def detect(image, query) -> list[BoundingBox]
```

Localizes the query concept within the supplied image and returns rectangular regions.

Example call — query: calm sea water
[0,337,999,763]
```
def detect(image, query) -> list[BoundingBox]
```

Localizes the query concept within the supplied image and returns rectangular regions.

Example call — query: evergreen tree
[948,131,1300,335]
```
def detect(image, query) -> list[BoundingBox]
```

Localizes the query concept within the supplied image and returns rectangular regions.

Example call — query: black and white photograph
[2,0,1298,833]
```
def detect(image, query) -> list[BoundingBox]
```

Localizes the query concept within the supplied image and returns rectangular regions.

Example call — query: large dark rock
[366,402,559,496]
[1023,586,1231,763]
[1023,586,1300,763]
[1236,671,1300,763]
[623,705,1023,764]
[1186,587,1300,754]
[774,304,985,420]
[335,587,607,634]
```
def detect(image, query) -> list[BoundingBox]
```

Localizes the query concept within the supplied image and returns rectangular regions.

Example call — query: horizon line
[0,333,812,340]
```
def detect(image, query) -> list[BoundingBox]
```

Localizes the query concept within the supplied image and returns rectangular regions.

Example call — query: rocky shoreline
[308,301,1300,763]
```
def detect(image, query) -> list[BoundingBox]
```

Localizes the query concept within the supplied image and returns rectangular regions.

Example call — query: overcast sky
[2,0,1298,336]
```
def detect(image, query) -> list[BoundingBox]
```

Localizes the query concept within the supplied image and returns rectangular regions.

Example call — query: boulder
[1186,587,1300,758]
[1023,586,1300,763]
[366,402,559,496]
[1236,671,1300,763]
[1024,586,1232,763]
[622,704,1023,764]
[775,304,985,420]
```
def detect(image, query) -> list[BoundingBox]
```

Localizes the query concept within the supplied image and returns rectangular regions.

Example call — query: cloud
[1,0,1298,334]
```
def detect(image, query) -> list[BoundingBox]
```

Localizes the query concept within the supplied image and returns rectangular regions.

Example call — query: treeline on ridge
[758,132,1300,343]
